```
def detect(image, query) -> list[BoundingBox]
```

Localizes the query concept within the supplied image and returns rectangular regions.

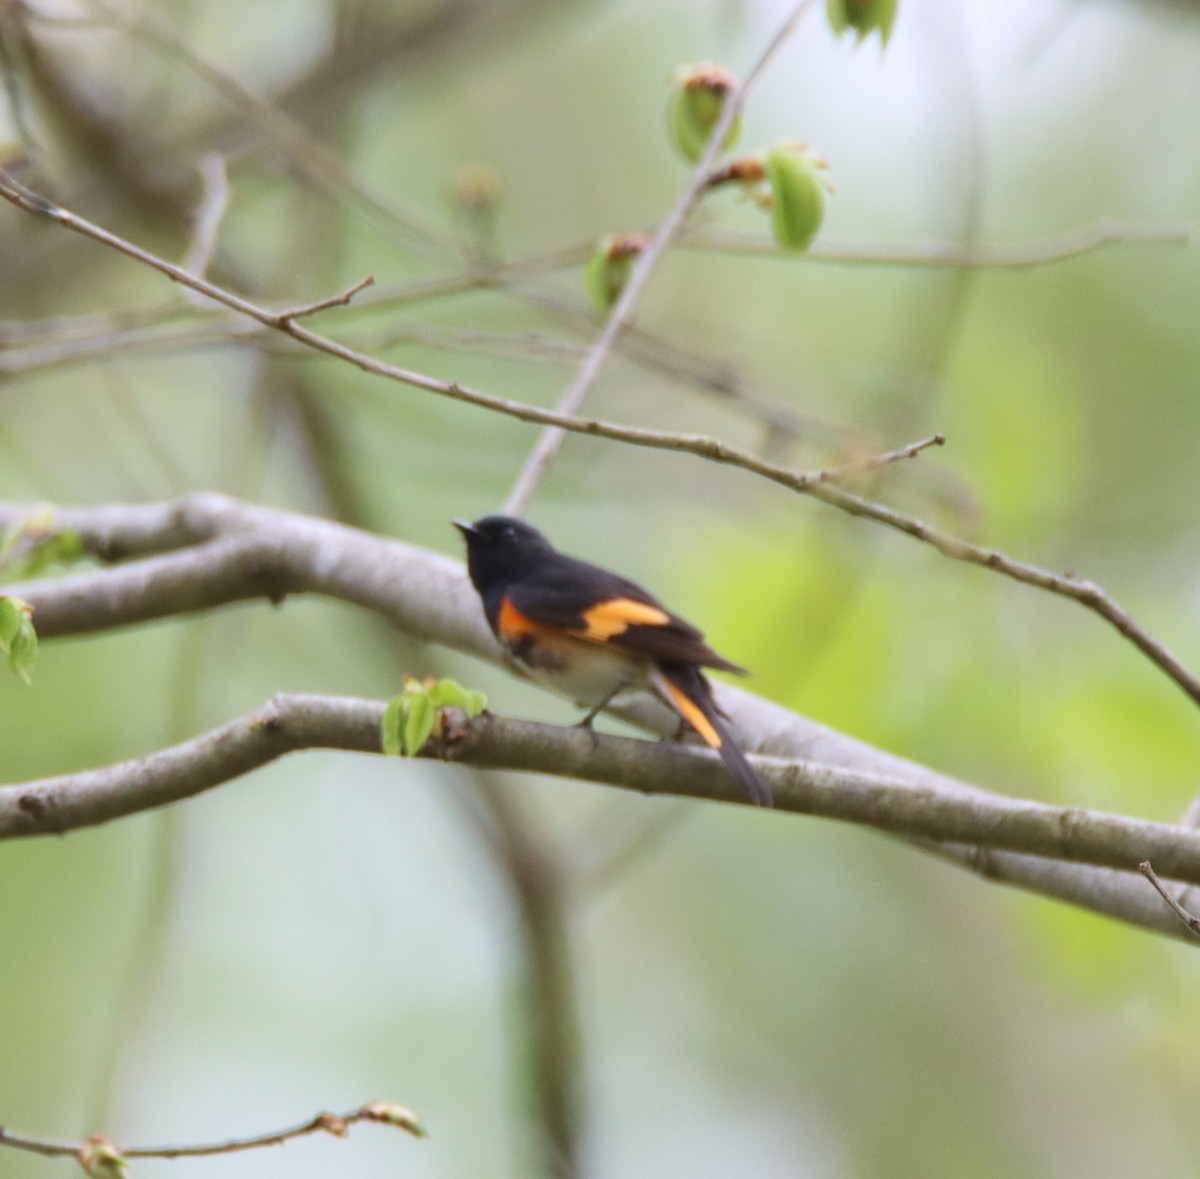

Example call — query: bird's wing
[505,557,746,674]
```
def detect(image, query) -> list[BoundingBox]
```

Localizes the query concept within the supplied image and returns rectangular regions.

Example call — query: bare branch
[181,152,230,284]
[809,481,1200,711]
[0,170,930,504]
[0,493,1197,941]
[278,274,376,322]
[0,162,966,586]
[5,695,1200,907]
[80,0,444,258]
[686,221,1195,267]
[0,1101,424,1164]
[502,0,822,516]
[1139,860,1200,940]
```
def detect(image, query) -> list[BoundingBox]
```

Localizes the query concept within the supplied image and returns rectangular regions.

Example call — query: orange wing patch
[660,676,722,750]
[498,596,545,641]
[577,597,670,641]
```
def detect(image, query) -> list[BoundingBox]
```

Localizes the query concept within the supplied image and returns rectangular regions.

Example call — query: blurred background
[1,0,1200,1175]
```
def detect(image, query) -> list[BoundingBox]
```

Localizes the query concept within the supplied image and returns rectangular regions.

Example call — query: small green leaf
[826,0,898,47]
[667,62,741,163]
[384,678,486,756]
[0,525,19,564]
[0,520,87,582]
[8,616,36,683]
[404,692,436,756]
[0,595,21,647]
[381,696,407,756]
[430,678,486,718]
[583,232,649,315]
[79,1141,130,1179]
[429,678,469,709]
[20,529,84,578]
[763,143,831,253]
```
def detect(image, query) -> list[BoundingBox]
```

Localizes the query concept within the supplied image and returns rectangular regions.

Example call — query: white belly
[511,634,650,709]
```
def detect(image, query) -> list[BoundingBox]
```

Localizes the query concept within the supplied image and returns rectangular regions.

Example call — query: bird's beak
[452,518,477,538]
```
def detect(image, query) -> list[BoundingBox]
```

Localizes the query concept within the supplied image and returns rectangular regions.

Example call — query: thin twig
[0,1101,424,1163]
[815,434,945,480]
[687,222,1195,267]
[182,152,230,284]
[2,175,1198,716]
[0,168,936,502]
[278,274,376,322]
[1138,861,1200,940]
[809,480,1200,710]
[501,0,822,517]
[80,0,445,258]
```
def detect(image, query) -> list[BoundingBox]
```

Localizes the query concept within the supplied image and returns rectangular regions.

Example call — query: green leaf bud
[583,232,650,314]
[381,696,406,756]
[78,1139,130,1179]
[0,595,21,647]
[8,614,36,684]
[404,692,435,756]
[667,62,741,163]
[763,143,832,253]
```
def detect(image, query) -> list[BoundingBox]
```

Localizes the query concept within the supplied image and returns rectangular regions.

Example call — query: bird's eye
[503,525,516,540]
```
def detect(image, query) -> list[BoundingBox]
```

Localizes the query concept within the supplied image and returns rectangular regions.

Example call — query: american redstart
[454,515,771,807]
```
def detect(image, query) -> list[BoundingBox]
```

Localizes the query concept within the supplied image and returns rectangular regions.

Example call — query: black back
[454,515,745,674]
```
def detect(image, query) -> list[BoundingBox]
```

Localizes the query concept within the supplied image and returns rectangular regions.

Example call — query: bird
[454,515,771,806]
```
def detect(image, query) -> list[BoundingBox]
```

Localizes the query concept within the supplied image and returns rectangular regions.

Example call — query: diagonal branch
[502,0,821,516]
[0,169,936,508]
[4,180,1193,718]
[809,481,1200,710]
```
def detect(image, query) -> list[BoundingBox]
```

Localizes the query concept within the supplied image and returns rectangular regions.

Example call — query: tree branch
[0,169,936,511]
[1139,860,1200,940]
[809,481,1200,710]
[0,1100,424,1164]
[687,222,1194,267]
[4,693,1200,927]
[502,0,821,516]
[2,492,1197,941]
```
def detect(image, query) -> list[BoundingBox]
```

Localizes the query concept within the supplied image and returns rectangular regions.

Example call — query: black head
[453,515,556,593]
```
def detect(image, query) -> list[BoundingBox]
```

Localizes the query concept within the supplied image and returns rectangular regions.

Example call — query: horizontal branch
[688,221,1195,268]
[0,493,1197,941]
[0,1100,423,1164]
[4,693,1200,929]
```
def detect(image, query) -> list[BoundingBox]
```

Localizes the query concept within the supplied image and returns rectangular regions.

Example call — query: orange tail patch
[659,675,722,749]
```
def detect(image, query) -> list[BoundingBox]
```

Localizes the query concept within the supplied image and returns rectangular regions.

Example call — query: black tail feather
[709,711,773,807]
[653,664,773,807]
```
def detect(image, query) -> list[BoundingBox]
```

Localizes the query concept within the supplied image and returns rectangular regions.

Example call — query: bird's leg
[575,686,624,729]
[656,715,690,742]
